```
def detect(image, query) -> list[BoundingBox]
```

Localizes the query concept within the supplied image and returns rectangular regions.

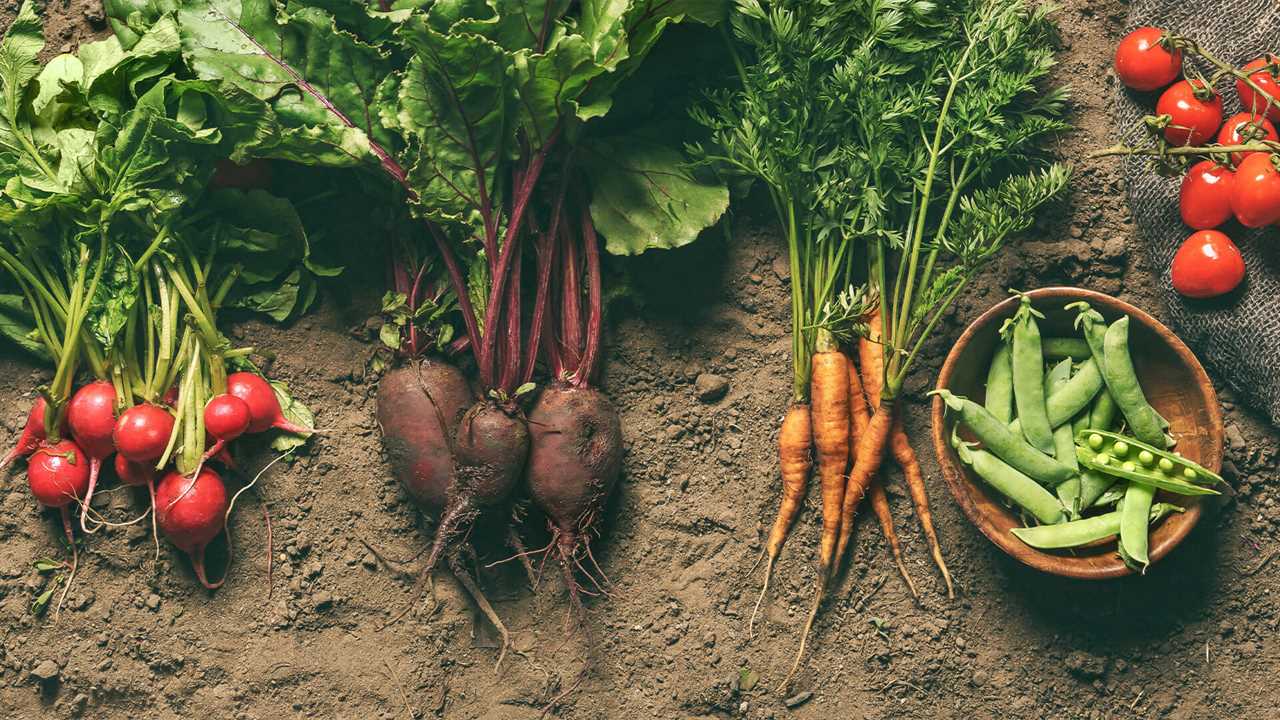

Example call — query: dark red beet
[526,385,622,585]
[1,396,51,470]
[155,467,229,589]
[424,400,529,574]
[375,359,473,509]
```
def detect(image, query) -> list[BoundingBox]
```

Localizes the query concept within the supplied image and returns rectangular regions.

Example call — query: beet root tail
[424,499,477,579]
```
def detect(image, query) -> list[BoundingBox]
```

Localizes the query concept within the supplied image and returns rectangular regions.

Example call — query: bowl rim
[930,286,1224,580]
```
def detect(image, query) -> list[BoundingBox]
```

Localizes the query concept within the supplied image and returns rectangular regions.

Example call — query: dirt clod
[29,660,59,684]
[694,373,729,402]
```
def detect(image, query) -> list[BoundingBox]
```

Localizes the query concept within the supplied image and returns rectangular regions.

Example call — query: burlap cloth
[1115,0,1280,425]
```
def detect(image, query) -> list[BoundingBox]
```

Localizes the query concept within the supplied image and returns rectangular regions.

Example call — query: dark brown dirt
[2,2,1278,719]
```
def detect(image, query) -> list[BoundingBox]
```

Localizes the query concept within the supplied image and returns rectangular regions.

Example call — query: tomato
[1155,80,1223,146]
[210,159,273,190]
[1114,27,1182,91]
[1230,152,1280,227]
[1170,230,1245,299]
[1215,112,1278,165]
[1179,161,1234,229]
[1236,55,1280,123]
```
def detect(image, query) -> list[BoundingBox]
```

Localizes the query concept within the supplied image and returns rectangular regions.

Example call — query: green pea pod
[1075,444,1218,496]
[935,389,1075,484]
[1078,429,1221,489]
[1090,480,1124,508]
[954,434,1066,526]
[984,341,1014,424]
[1119,482,1156,570]
[1088,388,1117,431]
[1102,317,1169,448]
[1045,358,1102,427]
[1080,468,1121,507]
[1001,294,1054,453]
[1066,301,1108,360]
[1042,337,1091,361]
[1046,360,1081,518]
[1012,502,1183,549]
[1071,409,1090,436]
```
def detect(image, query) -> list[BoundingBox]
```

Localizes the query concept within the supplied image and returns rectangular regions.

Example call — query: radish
[200,393,252,465]
[1,396,52,470]
[226,372,312,435]
[27,438,92,614]
[114,454,156,487]
[112,403,175,462]
[155,467,229,589]
[376,360,473,509]
[65,381,117,532]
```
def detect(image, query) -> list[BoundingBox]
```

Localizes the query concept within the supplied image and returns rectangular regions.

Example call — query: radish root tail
[54,505,78,620]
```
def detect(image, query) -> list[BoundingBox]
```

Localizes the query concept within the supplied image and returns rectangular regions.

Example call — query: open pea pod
[1074,429,1221,496]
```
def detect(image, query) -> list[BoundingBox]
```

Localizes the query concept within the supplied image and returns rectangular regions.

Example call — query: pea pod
[1042,337,1091,361]
[1075,430,1221,496]
[1088,387,1117,431]
[1046,360,1081,518]
[1066,301,1108,361]
[935,389,1075,484]
[1120,482,1156,569]
[1011,502,1183,549]
[1007,358,1104,435]
[1001,294,1055,453]
[1091,482,1125,508]
[953,434,1065,526]
[1102,317,1169,448]
[984,341,1014,424]
[1079,469,1116,508]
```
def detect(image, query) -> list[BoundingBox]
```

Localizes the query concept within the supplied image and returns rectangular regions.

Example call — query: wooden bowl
[931,287,1223,579]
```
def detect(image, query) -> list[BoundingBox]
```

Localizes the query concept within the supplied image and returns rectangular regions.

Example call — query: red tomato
[1230,152,1280,227]
[1156,80,1223,146]
[1114,27,1182,91]
[1170,230,1245,299]
[1215,112,1278,165]
[210,159,273,190]
[1236,55,1280,123]
[1179,161,1235,229]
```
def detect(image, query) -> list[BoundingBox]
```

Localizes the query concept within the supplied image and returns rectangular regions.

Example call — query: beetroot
[1,396,51,470]
[155,467,229,589]
[375,359,472,509]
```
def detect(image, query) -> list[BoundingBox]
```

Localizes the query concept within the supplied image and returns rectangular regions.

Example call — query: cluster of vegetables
[0,4,320,609]
[1108,27,1280,298]
[937,295,1221,569]
[696,0,1070,687]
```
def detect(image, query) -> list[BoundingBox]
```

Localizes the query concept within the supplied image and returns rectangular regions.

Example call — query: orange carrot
[844,350,918,599]
[782,338,849,688]
[748,403,812,638]
[860,310,954,598]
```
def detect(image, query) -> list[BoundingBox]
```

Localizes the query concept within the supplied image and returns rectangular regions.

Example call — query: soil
[1,2,1278,720]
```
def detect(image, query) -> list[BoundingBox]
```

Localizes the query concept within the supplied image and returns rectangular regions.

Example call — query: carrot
[860,310,954,598]
[748,403,812,638]
[842,352,918,600]
[782,336,849,688]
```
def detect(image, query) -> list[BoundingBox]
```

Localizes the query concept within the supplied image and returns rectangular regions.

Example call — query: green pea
[1158,458,1174,473]
[1183,467,1197,480]
[1122,461,1136,472]
[1088,433,1104,450]
[1094,454,1110,466]
[1138,450,1155,466]
[1112,441,1129,457]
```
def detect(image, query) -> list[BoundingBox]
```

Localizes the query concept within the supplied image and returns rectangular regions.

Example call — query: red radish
[1237,55,1280,123]
[1179,161,1234,230]
[1216,113,1278,165]
[1,396,51,470]
[114,454,156,487]
[162,385,179,407]
[1171,230,1246,299]
[1155,80,1222,146]
[155,467,229,589]
[113,404,175,462]
[198,393,252,467]
[66,381,117,531]
[28,439,92,508]
[1113,27,1182,92]
[1230,152,1280,227]
[226,372,312,435]
[376,360,473,510]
